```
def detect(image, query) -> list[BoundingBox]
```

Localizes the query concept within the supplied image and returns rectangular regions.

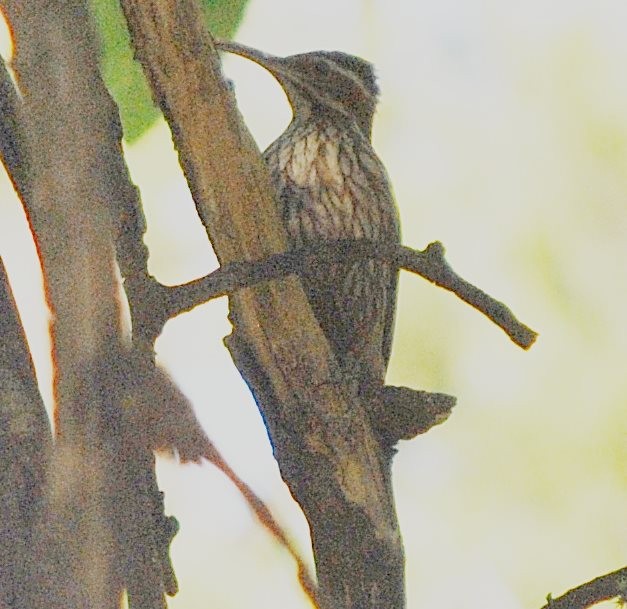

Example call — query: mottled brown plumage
[218,41,401,387]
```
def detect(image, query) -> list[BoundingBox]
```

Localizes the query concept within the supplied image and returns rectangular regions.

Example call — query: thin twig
[540,566,627,609]
[399,241,537,349]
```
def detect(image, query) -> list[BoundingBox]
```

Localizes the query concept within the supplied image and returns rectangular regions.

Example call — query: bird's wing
[355,147,401,370]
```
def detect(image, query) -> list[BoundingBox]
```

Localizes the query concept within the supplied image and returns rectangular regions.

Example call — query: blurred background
[0,0,625,608]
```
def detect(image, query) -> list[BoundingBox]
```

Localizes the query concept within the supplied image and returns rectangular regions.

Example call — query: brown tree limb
[400,241,537,349]
[128,240,537,350]
[119,0,410,607]
[540,566,627,609]
[3,2,134,606]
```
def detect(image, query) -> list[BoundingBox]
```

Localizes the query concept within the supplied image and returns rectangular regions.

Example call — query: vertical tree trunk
[3,1,126,606]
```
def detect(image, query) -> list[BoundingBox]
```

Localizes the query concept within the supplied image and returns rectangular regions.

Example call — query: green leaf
[90,0,249,142]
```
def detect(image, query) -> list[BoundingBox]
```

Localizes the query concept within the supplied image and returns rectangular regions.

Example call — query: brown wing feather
[351,146,400,369]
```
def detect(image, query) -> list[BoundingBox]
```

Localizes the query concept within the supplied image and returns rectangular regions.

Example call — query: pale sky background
[0,1,625,608]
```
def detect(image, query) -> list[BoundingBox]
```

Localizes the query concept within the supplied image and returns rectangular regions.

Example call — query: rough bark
[2,1,126,606]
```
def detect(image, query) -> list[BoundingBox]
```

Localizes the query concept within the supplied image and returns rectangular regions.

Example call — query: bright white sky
[0,2,625,608]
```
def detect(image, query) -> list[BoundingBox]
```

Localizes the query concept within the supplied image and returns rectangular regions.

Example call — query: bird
[216,40,401,395]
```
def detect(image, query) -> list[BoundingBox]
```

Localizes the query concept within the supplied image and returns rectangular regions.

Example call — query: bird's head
[216,40,379,138]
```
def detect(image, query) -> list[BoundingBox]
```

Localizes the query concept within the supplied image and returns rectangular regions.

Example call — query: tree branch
[399,241,537,349]
[129,240,537,350]
[541,566,627,609]
[3,0,125,605]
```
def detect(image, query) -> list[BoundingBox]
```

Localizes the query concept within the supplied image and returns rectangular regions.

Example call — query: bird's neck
[289,109,368,141]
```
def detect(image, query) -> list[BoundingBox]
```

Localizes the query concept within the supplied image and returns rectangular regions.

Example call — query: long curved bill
[214,39,282,69]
